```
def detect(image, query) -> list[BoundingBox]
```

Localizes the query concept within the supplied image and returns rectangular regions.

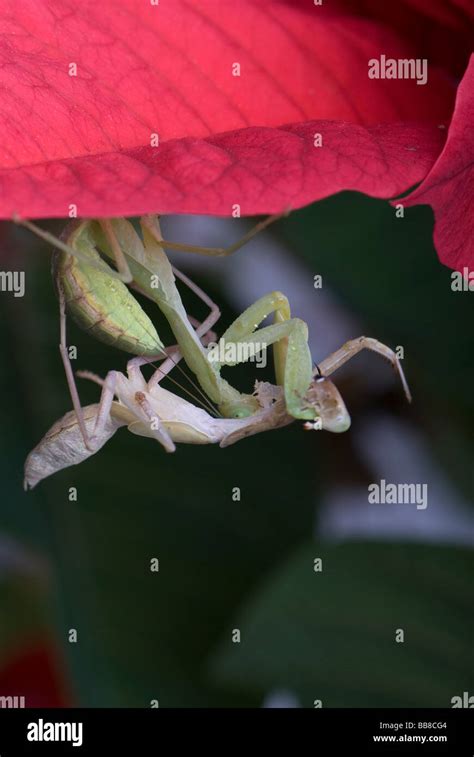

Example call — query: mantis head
[303,375,351,433]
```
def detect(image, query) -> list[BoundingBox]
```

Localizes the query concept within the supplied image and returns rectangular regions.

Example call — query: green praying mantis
[21,213,411,489]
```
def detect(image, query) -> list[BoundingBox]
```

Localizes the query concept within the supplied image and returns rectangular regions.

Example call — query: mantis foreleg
[216,291,314,420]
[219,291,291,384]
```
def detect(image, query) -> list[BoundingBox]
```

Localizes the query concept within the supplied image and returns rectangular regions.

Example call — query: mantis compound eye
[322,404,351,433]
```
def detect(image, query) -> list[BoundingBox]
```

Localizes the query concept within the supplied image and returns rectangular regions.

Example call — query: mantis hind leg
[143,212,287,257]
[58,283,94,450]
[78,364,176,452]
[59,293,127,451]
[171,266,221,340]
[14,217,128,280]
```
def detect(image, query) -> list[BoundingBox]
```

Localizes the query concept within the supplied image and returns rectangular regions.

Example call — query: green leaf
[210,541,474,707]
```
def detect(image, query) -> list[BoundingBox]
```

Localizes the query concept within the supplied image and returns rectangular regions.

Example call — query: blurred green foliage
[211,542,474,707]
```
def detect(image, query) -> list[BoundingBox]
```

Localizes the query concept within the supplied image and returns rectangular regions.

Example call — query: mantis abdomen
[53,222,164,357]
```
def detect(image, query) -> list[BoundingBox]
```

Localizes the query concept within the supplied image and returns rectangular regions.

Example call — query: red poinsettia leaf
[1,121,445,218]
[0,0,454,219]
[401,55,474,271]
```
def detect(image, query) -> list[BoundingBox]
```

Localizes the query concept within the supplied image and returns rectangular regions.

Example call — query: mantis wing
[96,218,245,412]
[24,402,127,490]
[103,218,229,405]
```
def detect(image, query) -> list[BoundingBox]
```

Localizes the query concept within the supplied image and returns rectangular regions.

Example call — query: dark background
[0,193,473,707]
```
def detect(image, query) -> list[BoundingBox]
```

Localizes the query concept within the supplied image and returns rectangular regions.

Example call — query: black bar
[0,708,472,754]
